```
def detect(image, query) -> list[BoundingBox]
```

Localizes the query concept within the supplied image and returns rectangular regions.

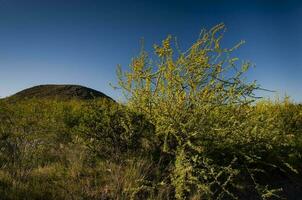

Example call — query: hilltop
[6,84,113,101]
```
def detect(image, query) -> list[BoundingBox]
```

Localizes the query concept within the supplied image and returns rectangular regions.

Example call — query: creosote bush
[0,24,301,200]
[79,99,156,161]
[117,23,302,199]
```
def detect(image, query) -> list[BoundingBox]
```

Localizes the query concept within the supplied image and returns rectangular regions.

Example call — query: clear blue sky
[0,0,301,102]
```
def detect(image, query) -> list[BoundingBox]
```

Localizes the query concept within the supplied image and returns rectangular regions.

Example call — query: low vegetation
[0,24,301,199]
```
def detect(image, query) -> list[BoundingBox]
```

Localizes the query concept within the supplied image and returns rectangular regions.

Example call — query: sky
[0,0,301,102]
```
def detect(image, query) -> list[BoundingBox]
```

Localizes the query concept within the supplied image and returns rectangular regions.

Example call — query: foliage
[0,24,301,200]
[78,99,155,161]
[116,23,302,199]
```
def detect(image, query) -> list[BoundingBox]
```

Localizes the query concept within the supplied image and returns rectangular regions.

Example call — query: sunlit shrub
[116,23,302,199]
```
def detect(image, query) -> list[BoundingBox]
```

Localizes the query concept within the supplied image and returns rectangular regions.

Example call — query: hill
[6,84,113,101]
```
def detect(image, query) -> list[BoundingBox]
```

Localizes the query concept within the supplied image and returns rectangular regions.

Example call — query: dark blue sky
[0,0,301,102]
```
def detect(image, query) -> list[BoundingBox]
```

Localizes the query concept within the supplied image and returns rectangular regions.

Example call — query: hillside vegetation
[7,84,113,101]
[0,24,302,200]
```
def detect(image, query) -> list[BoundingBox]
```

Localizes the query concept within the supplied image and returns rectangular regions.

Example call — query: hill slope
[7,84,113,101]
